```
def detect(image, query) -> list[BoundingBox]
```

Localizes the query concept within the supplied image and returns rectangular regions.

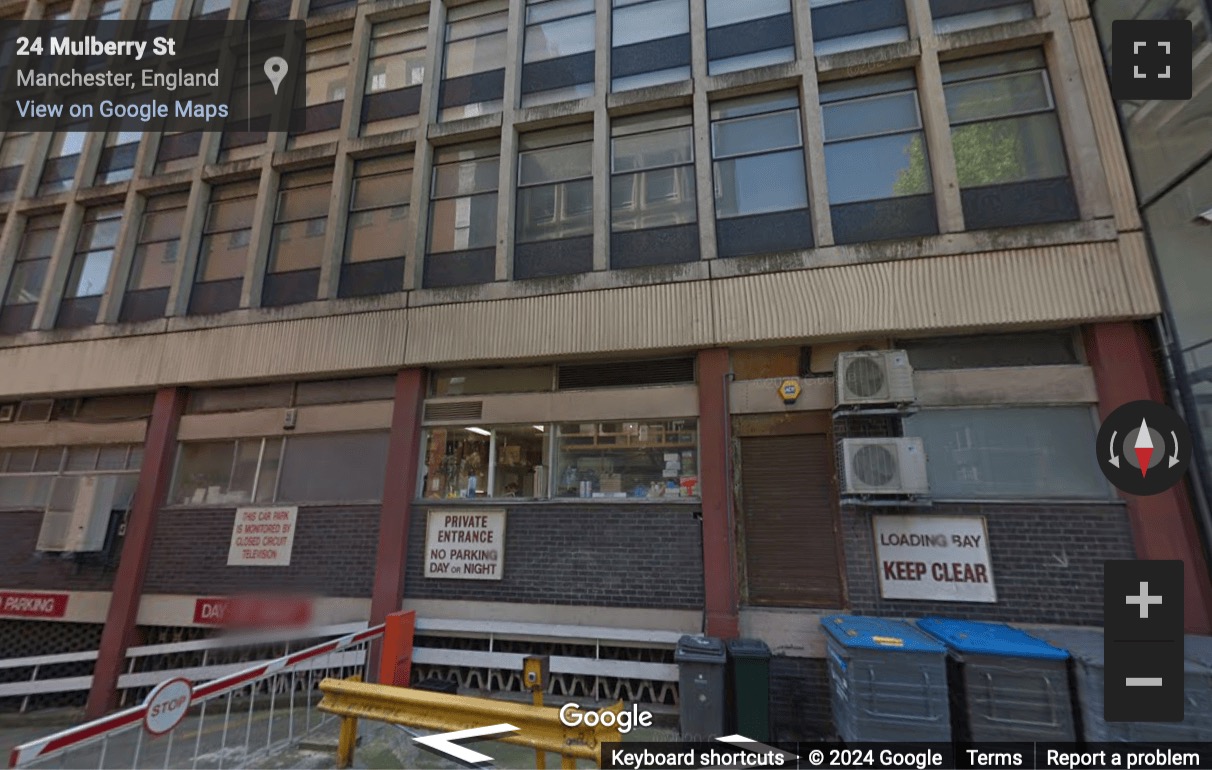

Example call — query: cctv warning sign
[227,506,297,566]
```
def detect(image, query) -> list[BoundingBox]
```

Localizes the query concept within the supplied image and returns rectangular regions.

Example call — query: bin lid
[918,618,1069,660]
[1036,628,1104,666]
[726,637,771,659]
[675,635,726,663]
[820,615,945,653]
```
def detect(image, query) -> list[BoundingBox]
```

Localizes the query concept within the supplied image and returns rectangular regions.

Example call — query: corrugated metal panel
[1071,19,1142,231]
[424,400,484,421]
[740,434,843,607]
[158,309,408,383]
[0,333,166,398]
[405,282,715,365]
[713,242,1139,343]
[1117,232,1162,316]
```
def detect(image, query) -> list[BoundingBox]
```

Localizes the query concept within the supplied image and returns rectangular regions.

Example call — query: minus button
[1125,677,1164,686]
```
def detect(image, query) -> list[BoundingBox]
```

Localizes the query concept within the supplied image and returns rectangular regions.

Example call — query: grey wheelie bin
[821,615,951,742]
[918,617,1075,741]
[676,635,727,740]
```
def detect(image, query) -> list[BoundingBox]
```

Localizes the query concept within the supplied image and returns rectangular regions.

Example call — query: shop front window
[555,419,698,499]
[421,425,549,499]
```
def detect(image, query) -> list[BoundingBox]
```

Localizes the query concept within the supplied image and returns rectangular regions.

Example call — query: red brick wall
[0,510,122,591]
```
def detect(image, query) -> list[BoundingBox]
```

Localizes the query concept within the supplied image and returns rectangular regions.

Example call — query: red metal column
[86,387,187,718]
[369,368,426,626]
[697,348,740,638]
[1084,322,1212,633]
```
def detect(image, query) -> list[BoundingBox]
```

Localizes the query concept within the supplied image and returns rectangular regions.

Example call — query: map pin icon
[264,56,288,95]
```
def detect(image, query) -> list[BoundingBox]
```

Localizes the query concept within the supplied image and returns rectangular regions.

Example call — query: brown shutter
[739,434,844,607]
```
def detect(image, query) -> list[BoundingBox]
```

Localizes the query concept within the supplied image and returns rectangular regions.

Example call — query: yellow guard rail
[318,677,624,768]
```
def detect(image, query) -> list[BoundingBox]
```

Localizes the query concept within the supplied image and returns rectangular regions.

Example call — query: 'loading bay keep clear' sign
[874,514,996,602]
[425,509,505,580]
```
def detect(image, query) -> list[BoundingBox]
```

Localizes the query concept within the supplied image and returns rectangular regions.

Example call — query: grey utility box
[918,617,1075,742]
[821,615,951,742]
[1039,628,1212,742]
[675,635,727,740]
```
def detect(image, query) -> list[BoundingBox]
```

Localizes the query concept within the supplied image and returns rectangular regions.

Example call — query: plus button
[1126,581,1163,619]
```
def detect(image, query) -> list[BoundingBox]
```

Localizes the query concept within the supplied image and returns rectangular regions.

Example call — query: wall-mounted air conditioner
[840,438,929,497]
[835,350,915,406]
[36,475,120,552]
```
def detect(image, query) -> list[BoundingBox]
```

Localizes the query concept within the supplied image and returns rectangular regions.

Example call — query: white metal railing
[9,624,384,769]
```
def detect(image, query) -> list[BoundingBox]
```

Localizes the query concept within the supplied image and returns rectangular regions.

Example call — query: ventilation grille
[852,444,900,488]
[424,400,484,421]
[558,358,695,390]
[843,357,887,399]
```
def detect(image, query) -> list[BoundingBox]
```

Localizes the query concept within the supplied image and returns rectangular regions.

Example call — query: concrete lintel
[605,81,695,115]
[816,39,923,81]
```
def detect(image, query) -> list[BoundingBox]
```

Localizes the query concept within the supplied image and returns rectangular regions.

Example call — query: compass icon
[1097,400,1192,495]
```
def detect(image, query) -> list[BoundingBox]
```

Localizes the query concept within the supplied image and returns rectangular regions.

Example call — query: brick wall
[770,655,833,740]
[144,505,380,597]
[0,510,122,591]
[404,505,704,609]
[842,503,1136,624]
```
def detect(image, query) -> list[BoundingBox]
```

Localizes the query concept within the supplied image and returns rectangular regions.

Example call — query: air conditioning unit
[36,475,120,552]
[835,350,915,406]
[840,438,929,497]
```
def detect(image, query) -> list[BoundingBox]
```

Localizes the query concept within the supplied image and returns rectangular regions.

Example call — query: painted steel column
[1084,322,1212,633]
[697,348,740,638]
[369,368,426,625]
[86,387,187,718]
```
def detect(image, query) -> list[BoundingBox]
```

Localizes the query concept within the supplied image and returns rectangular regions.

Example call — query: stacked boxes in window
[820,616,951,742]
[917,618,1075,741]
[1036,628,1212,741]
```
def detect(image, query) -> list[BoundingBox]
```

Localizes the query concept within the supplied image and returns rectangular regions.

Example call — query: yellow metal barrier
[318,677,623,768]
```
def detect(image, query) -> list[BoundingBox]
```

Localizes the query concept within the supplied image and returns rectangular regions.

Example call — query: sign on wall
[873,515,996,603]
[193,596,313,628]
[424,509,505,580]
[227,506,298,566]
[0,590,68,618]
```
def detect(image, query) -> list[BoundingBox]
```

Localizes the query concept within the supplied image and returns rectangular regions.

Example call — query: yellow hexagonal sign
[778,378,802,404]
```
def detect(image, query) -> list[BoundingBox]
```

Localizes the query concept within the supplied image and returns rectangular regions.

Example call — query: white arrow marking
[1109,430,1120,468]
[413,723,518,765]
[716,734,799,764]
[1170,431,1180,468]
[1052,548,1070,568]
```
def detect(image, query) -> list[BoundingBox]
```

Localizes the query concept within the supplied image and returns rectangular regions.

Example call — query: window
[341,155,411,298]
[276,432,390,503]
[155,132,201,174]
[264,168,331,307]
[425,141,500,288]
[421,425,549,499]
[362,16,427,134]
[810,0,908,56]
[191,0,229,18]
[820,71,939,243]
[931,0,1033,35]
[290,32,349,142]
[555,419,698,498]
[0,444,141,510]
[439,1,508,121]
[904,407,1110,500]
[172,438,283,505]
[122,193,187,322]
[515,127,593,278]
[219,54,268,160]
[522,0,595,107]
[1,214,60,335]
[706,0,794,75]
[610,110,698,268]
[191,180,257,315]
[0,133,31,200]
[39,128,87,195]
[941,50,1077,229]
[95,130,141,185]
[710,91,812,257]
[138,0,173,20]
[432,366,554,396]
[900,331,1079,370]
[611,0,690,91]
[58,206,122,329]
[89,0,123,19]
[187,383,294,413]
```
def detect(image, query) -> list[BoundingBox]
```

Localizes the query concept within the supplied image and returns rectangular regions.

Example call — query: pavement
[2,700,681,769]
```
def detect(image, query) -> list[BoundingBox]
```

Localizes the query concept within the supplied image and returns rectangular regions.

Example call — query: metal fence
[9,625,384,769]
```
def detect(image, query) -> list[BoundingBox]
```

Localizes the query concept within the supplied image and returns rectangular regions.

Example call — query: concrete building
[0,0,1209,740]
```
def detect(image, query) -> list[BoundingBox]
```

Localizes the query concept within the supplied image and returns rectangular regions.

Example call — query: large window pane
[822,92,921,141]
[421,425,549,499]
[612,127,693,172]
[944,71,1052,124]
[904,408,1110,500]
[555,419,698,498]
[825,133,932,203]
[428,194,499,251]
[525,13,594,60]
[712,111,801,157]
[715,150,808,217]
[277,432,389,502]
[951,114,1068,187]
